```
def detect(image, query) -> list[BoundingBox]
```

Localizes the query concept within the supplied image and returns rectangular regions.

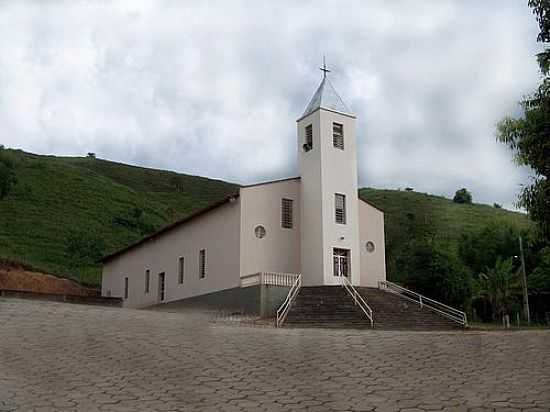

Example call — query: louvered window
[281,198,293,229]
[333,122,344,150]
[178,257,184,284]
[335,193,346,224]
[304,124,313,152]
[199,249,206,279]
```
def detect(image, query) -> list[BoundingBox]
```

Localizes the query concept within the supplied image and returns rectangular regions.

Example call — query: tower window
[335,193,346,224]
[303,124,313,152]
[145,269,150,293]
[281,198,293,229]
[333,123,344,150]
[199,249,206,279]
[178,257,184,284]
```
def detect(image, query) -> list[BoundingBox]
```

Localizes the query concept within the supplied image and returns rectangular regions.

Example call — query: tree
[493,203,502,209]
[405,239,473,310]
[497,1,550,241]
[529,246,550,293]
[477,257,521,321]
[0,148,16,199]
[453,188,472,204]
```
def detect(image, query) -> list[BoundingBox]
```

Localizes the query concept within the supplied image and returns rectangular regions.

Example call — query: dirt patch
[0,261,98,296]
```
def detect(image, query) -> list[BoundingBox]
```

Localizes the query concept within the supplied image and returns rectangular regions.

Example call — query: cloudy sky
[0,1,542,209]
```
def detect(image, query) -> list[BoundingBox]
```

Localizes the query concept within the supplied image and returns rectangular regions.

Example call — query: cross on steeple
[320,56,331,78]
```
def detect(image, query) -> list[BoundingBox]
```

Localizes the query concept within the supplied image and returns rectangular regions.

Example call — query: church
[101,66,387,317]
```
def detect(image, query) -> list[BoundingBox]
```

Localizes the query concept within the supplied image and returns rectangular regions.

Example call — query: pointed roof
[301,76,354,120]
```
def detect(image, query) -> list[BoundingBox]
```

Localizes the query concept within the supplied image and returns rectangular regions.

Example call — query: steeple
[301,61,354,119]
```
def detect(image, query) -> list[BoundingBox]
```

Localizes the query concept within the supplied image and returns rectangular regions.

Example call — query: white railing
[339,276,374,328]
[276,274,302,327]
[378,280,468,326]
[240,272,300,288]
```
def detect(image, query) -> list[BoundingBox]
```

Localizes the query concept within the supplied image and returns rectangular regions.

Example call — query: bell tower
[297,63,361,286]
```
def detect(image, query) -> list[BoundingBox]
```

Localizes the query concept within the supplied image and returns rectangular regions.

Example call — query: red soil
[0,261,98,296]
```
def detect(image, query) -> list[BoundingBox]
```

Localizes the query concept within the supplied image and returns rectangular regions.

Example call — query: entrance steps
[284,286,462,330]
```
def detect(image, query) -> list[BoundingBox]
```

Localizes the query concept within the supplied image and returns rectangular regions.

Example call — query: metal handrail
[378,280,468,326]
[340,276,374,328]
[276,274,302,327]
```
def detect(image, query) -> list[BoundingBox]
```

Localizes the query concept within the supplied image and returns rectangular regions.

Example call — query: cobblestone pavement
[1,298,549,412]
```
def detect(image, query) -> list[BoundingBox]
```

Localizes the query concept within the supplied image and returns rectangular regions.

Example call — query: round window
[365,241,375,253]
[254,225,266,239]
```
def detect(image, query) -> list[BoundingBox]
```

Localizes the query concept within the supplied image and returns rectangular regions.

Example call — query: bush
[453,188,472,204]
[0,149,16,199]
[404,239,473,310]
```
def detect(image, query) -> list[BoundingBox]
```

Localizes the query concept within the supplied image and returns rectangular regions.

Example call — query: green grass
[0,150,237,285]
[0,149,532,287]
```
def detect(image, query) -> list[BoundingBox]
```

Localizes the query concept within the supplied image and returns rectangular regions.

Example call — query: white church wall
[318,110,361,286]
[239,179,301,277]
[358,199,387,287]
[297,110,326,286]
[101,199,241,308]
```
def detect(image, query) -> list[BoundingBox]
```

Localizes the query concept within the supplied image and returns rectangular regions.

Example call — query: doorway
[333,248,350,277]
[158,272,166,303]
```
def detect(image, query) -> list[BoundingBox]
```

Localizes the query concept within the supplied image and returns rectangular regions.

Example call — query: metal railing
[276,274,302,327]
[240,272,300,288]
[339,275,374,328]
[378,280,468,326]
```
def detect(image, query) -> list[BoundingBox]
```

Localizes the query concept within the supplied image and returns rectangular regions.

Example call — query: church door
[158,272,166,303]
[333,248,349,277]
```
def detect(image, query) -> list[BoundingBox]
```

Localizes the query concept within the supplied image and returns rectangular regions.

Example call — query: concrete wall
[358,200,387,287]
[298,108,361,286]
[297,110,325,286]
[101,199,241,308]
[239,179,301,277]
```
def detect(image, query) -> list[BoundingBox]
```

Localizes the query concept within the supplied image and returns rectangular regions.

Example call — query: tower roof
[301,76,354,119]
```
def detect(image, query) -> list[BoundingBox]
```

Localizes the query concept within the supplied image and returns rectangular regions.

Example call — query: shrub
[453,188,472,204]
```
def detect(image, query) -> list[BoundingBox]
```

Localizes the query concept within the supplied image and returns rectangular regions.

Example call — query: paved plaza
[0,298,549,412]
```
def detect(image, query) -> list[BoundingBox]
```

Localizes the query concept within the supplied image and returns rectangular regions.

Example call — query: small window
[254,225,266,239]
[178,257,184,284]
[366,241,376,253]
[335,193,346,224]
[145,269,150,293]
[124,277,129,300]
[281,198,293,229]
[199,249,206,279]
[303,124,313,152]
[333,122,344,150]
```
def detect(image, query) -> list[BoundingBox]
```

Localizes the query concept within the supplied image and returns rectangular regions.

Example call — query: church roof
[301,76,354,120]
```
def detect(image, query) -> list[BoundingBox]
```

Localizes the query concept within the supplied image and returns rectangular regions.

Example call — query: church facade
[101,71,386,309]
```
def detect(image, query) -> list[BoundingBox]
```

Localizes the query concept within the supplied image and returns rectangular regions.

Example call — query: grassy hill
[0,149,532,287]
[0,149,237,285]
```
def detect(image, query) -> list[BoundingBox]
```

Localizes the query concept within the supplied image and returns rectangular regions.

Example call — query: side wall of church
[101,200,241,308]
[239,179,301,277]
[358,200,386,287]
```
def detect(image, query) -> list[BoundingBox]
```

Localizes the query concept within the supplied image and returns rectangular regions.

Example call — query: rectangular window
[199,249,206,279]
[124,277,129,299]
[178,257,184,284]
[304,124,313,151]
[333,122,344,150]
[145,269,150,293]
[158,272,165,302]
[281,198,293,229]
[335,193,346,224]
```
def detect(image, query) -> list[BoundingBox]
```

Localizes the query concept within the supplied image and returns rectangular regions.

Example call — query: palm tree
[477,257,521,322]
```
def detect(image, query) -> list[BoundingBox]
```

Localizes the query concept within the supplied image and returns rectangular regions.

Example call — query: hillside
[0,149,238,285]
[0,149,532,287]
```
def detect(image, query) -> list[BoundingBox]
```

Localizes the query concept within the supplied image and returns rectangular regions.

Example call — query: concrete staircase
[284,286,462,330]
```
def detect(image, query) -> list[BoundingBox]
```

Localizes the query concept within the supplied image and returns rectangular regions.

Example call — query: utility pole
[519,235,530,325]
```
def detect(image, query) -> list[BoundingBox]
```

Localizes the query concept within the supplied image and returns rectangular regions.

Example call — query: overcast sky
[0,1,542,209]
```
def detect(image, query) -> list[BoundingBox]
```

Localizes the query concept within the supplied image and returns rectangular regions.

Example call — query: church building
[101,67,387,314]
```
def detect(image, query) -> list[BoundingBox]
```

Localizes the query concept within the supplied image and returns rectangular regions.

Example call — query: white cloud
[0,0,541,209]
